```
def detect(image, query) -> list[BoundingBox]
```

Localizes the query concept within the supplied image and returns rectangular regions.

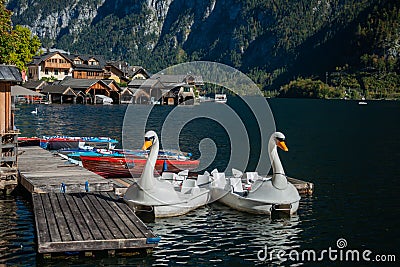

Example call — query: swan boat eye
[276,137,285,142]
[144,136,154,141]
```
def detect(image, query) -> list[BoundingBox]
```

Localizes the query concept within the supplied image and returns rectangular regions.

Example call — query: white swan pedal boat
[124,131,212,218]
[210,132,301,216]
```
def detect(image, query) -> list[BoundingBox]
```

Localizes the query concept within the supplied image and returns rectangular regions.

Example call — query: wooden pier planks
[32,192,157,253]
[18,146,113,193]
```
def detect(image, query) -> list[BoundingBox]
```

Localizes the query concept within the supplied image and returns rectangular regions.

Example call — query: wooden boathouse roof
[0,65,23,82]
[23,80,48,91]
[58,77,120,92]
[41,85,76,95]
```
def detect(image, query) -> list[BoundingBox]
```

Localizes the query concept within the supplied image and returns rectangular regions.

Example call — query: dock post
[85,181,89,192]
[60,182,66,193]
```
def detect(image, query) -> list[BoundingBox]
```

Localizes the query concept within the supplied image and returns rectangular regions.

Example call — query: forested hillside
[6,0,400,97]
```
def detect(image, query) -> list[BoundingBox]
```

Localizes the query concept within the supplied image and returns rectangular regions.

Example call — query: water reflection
[15,104,126,146]
[11,102,311,266]
[150,202,303,266]
[9,99,399,265]
[0,195,35,266]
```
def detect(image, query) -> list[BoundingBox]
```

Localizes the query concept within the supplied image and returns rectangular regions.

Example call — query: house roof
[0,65,22,82]
[59,77,100,89]
[128,79,146,87]
[66,54,107,68]
[137,79,166,90]
[127,78,194,90]
[106,61,128,72]
[102,79,116,85]
[102,79,121,91]
[105,64,124,75]
[41,85,75,95]
[11,85,43,96]
[28,51,73,66]
[58,77,119,92]
[29,56,43,66]
[151,74,204,85]
[23,80,47,90]
[128,66,150,78]
[122,87,171,97]
[73,64,104,71]
[28,52,107,69]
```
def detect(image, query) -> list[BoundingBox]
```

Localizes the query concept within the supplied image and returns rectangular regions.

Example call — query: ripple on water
[146,202,308,265]
[0,195,36,266]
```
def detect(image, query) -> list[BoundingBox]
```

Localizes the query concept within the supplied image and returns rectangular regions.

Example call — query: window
[45,69,48,75]
[54,69,59,75]
[64,70,68,75]
[89,59,99,66]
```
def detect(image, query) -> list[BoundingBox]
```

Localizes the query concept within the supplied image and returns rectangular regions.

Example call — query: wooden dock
[18,146,113,193]
[287,177,314,196]
[110,176,314,197]
[33,192,158,255]
[17,146,159,257]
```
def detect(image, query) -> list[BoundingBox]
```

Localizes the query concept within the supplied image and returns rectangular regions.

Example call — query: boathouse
[41,84,77,104]
[58,77,121,104]
[11,85,44,104]
[126,74,202,105]
[0,65,22,193]
[125,79,167,104]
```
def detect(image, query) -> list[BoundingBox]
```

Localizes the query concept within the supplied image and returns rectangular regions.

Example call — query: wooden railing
[44,62,71,69]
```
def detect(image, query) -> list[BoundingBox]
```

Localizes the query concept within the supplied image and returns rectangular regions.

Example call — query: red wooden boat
[80,155,200,178]
[18,137,41,146]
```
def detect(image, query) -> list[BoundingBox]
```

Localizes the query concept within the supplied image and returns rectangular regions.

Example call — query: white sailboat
[210,132,300,215]
[124,131,211,218]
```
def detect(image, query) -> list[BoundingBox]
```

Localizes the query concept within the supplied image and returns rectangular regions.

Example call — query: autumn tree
[0,0,41,70]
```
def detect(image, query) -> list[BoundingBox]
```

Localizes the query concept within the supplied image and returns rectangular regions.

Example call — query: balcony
[44,62,72,69]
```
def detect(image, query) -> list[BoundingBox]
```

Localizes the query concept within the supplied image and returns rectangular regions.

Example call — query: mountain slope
[7,0,399,90]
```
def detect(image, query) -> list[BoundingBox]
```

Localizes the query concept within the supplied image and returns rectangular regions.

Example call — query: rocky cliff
[7,0,396,89]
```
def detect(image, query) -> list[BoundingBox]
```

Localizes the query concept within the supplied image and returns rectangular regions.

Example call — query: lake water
[1,98,399,266]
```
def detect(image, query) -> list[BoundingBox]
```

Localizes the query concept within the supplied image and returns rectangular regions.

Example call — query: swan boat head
[248,131,300,212]
[269,132,289,190]
[124,130,181,207]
